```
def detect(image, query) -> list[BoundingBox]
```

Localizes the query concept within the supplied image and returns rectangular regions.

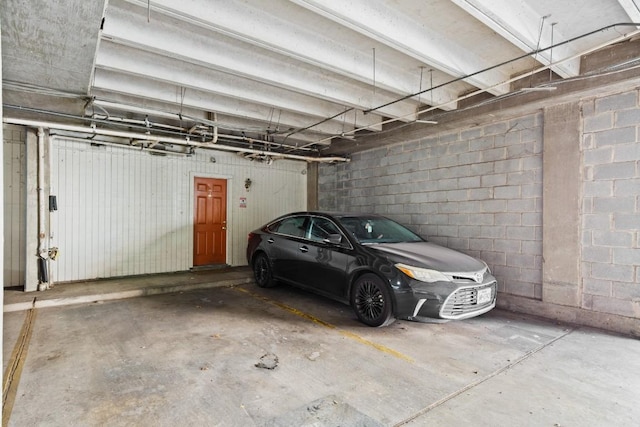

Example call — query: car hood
[370,242,485,272]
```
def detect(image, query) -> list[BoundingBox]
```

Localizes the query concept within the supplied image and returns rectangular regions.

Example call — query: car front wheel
[351,273,394,327]
[253,253,276,288]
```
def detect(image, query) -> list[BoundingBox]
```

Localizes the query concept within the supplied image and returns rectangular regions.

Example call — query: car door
[268,215,308,283]
[296,216,353,298]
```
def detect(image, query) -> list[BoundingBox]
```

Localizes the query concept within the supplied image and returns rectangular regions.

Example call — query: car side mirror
[323,234,343,245]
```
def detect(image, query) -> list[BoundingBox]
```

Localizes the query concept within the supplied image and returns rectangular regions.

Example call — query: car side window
[272,216,306,238]
[308,217,343,243]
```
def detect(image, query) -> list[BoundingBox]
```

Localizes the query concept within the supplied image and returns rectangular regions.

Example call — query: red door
[193,177,227,266]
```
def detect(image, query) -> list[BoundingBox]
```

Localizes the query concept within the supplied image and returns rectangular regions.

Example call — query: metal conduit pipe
[89,102,220,144]
[6,104,321,153]
[49,135,190,156]
[90,114,187,133]
[91,104,319,154]
[91,100,268,138]
[3,117,349,163]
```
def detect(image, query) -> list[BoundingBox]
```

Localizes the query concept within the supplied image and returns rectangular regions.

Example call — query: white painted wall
[3,125,26,287]
[50,137,307,282]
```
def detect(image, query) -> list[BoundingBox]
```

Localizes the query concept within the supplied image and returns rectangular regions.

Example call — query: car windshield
[336,215,424,244]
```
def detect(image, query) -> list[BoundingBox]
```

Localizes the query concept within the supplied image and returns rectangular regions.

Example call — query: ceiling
[2,0,640,161]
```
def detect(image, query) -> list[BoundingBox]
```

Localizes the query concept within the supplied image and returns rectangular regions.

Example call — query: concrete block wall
[581,90,640,318]
[319,87,640,335]
[319,112,544,300]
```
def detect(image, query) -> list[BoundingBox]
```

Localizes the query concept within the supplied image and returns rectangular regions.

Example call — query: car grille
[446,267,487,283]
[440,282,496,319]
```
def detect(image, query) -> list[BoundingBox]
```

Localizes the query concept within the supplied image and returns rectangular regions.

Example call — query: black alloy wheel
[351,273,394,327]
[253,253,276,288]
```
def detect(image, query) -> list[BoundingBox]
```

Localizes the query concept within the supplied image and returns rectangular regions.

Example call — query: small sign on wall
[239,197,247,208]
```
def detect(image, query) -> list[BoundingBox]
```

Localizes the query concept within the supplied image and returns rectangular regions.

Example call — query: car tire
[351,273,395,327]
[253,253,276,288]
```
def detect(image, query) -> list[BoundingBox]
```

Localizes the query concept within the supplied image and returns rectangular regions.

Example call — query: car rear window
[269,216,306,237]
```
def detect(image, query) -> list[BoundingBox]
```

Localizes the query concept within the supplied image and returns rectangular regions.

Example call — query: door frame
[189,172,233,267]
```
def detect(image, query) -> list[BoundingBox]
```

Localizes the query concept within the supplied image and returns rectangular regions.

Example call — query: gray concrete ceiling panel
[451,0,581,78]
[3,0,639,155]
[291,0,513,95]
[1,0,106,92]
[92,69,363,137]
[95,42,382,132]
[100,2,419,122]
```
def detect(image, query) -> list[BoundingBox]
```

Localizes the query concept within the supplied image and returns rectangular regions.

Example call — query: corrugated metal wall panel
[3,126,26,287]
[50,138,307,282]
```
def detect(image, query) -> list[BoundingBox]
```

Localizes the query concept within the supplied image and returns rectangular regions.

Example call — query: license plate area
[476,287,492,305]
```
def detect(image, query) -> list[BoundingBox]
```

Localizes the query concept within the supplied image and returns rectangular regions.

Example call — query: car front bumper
[393,276,497,321]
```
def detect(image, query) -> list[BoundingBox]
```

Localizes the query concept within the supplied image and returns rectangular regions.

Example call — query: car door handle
[267,238,274,244]
[299,245,308,253]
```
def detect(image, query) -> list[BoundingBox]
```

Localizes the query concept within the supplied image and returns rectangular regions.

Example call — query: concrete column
[307,162,319,211]
[542,102,582,306]
[25,129,40,291]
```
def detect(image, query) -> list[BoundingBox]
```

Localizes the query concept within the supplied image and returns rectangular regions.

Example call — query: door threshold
[191,264,230,272]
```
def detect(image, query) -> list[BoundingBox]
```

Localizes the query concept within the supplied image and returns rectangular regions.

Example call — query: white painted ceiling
[2,0,640,158]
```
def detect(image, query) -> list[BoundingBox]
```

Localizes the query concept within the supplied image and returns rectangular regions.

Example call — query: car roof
[284,211,386,218]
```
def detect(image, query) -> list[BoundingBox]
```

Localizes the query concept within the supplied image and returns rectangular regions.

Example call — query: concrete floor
[3,269,640,426]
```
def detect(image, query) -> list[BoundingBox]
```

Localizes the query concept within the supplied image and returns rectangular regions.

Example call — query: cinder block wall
[320,112,544,299]
[319,88,640,335]
[581,91,640,319]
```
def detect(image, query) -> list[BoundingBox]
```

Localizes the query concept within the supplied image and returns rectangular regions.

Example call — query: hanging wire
[275,109,282,133]
[180,87,187,111]
[550,22,557,82]
[281,107,354,144]
[178,86,187,127]
[341,108,348,136]
[266,107,274,133]
[372,48,376,109]
[417,66,425,106]
[529,15,550,88]
[352,106,357,133]
[429,68,434,106]
[416,66,426,121]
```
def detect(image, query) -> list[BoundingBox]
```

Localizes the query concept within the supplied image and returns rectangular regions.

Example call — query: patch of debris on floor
[255,353,279,370]
[261,395,384,427]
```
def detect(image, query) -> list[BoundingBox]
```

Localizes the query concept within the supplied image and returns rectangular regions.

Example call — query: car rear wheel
[351,273,394,327]
[253,253,276,288]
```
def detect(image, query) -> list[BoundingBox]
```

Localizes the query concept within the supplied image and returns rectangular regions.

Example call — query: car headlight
[395,263,450,283]
[481,260,492,275]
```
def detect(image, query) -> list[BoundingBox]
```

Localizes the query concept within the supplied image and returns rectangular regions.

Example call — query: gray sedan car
[246,212,497,327]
